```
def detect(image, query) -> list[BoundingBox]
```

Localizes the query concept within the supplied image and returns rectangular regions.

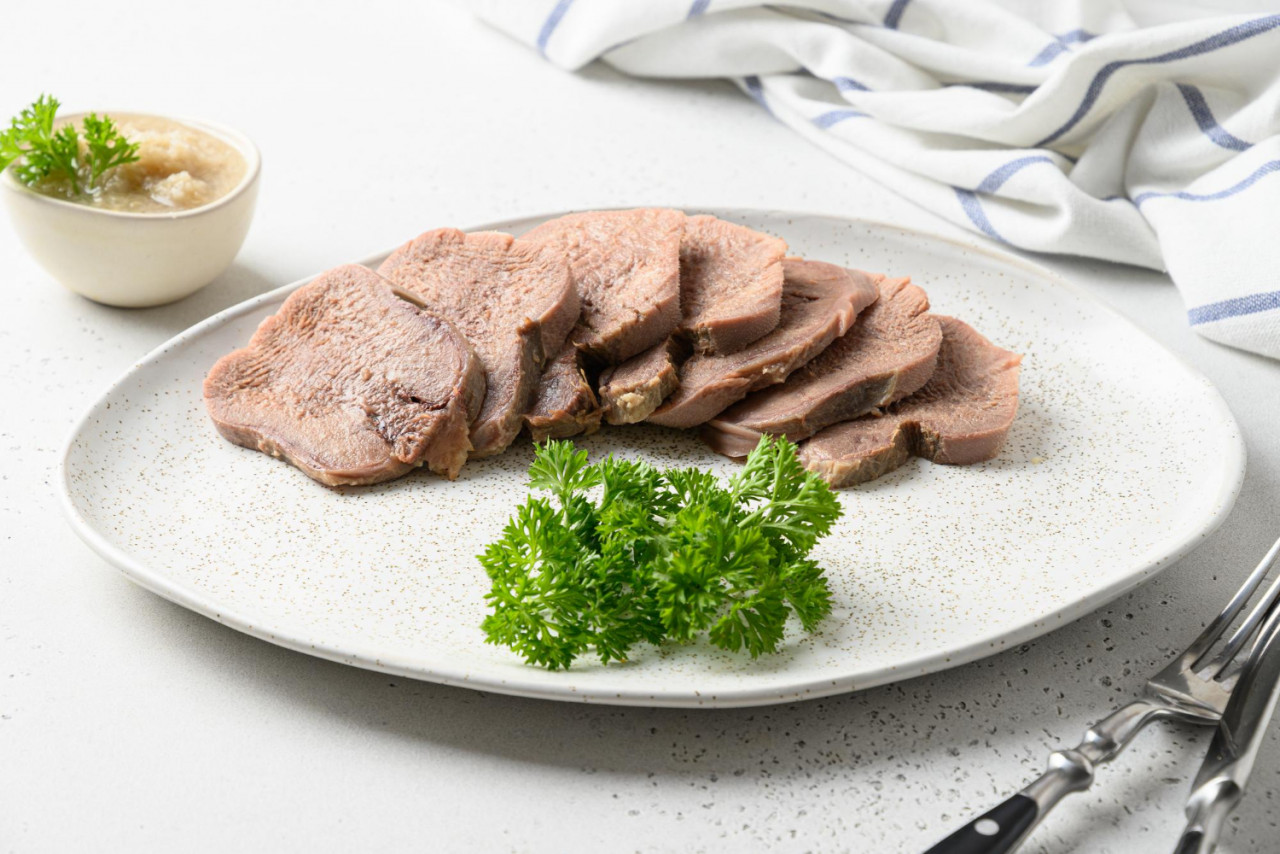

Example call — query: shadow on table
[98,229,1277,852]
[131,485,1277,853]
[67,261,280,344]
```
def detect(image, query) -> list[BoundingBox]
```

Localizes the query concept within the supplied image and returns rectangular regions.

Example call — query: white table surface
[2,3,1278,852]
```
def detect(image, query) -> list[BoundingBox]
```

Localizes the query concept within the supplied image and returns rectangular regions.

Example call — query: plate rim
[57,208,1248,708]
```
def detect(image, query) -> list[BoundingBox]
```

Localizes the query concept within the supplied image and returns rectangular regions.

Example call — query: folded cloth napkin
[473,0,1280,359]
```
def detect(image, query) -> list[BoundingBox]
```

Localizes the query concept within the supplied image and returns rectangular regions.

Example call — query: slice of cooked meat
[598,336,684,425]
[679,215,786,355]
[647,259,878,429]
[204,264,485,486]
[377,228,578,458]
[524,346,601,442]
[593,216,787,421]
[703,275,942,458]
[520,208,684,439]
[522,208,684,363]
[799,316,1021,487]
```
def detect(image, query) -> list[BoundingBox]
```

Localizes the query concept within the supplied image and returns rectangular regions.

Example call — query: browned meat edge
[648,259,878,429]
[204,264,485,486]
[377,228,578,458]
[679,214,787,355]
[521,208,684,363]
[598,336,685,425]
[525,346,602,442]
[798,315,1022,487]
[702,275,941,458]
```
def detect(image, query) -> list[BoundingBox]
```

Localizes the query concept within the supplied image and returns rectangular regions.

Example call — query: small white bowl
[1,113,261,308]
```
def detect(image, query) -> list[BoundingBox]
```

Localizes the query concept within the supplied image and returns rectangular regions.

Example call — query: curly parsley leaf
[0,95,139,196]
[479,498,594,670]
[81,112,140,189]
[479,436,843,669]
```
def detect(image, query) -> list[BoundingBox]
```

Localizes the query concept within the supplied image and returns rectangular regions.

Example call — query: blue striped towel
[474,0,1280,360]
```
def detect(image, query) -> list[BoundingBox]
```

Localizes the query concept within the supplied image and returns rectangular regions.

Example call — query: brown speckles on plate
[57,209,1245,708]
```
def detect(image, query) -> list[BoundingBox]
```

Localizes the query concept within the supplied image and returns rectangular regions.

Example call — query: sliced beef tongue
[798,316,1022,487]
[377,228,578,458]
[522,208,684,363]
[703,275,942,458]
[647,259,879,429]
[679,215,786,355]
[598,336,685,425]
[520,208,685,440]
[524,345,602,442]
[594,216,788,423]
[204,264,485,486]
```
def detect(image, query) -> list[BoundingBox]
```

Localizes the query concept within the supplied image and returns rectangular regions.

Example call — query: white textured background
[2,2,1279,852]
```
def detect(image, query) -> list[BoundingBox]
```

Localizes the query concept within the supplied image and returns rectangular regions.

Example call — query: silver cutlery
[924,534,1280,854]
[1172,572,1280,854]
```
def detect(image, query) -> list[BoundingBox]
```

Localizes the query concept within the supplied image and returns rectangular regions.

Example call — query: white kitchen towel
[473,0,1280,360]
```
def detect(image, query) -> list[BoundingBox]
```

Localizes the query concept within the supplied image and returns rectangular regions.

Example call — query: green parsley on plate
[480,436,843,670]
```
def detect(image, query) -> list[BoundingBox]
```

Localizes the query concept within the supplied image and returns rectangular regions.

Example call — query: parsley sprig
[0,95,139,196]
[480,436,843,669]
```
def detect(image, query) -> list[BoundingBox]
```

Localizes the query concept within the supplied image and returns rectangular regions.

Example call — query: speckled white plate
[59,210,1245,708]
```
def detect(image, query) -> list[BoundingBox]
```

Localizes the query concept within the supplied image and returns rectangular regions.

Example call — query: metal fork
[1172,569,1280,854]
[925,534,1280,854]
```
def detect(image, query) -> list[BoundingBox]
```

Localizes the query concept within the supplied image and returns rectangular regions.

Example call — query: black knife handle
[923,794,1038,854]
[1172,829,1207,854]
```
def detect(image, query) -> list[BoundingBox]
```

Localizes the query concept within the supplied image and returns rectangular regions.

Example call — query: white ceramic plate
[60,210,1245,708]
